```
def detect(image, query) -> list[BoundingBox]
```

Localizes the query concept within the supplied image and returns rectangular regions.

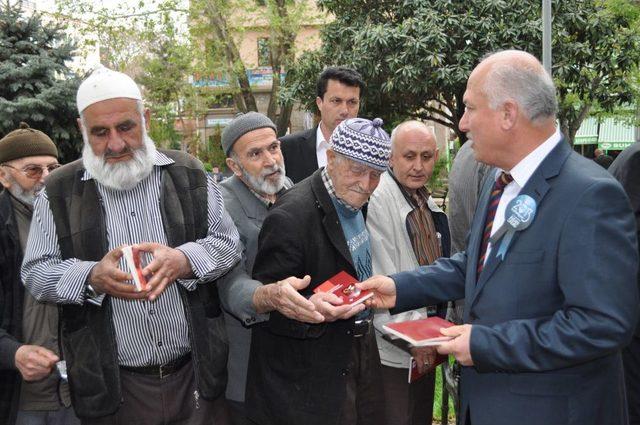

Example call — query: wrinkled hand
[253,275,324,323]
[15,345,58,381]
[89,247,146,300]
[437,324,474,366]
[308,292,365,322]
[138,242,194,301]
[410,346,439,374]
[357,275,397,309]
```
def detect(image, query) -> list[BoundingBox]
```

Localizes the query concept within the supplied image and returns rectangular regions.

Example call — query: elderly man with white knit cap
[21,66,242,424]
[245,117,391,425]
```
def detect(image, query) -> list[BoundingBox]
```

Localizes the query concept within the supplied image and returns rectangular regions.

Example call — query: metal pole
[542,0,552,76]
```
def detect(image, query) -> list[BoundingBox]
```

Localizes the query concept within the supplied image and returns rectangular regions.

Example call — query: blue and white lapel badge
[489,195,537,260]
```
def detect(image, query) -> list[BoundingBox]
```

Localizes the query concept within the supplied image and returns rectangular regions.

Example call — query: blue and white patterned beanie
[329,117,391,171]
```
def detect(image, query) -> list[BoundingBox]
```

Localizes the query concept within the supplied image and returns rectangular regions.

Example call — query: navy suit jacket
[279,127,318,184]
[393,139,639,425]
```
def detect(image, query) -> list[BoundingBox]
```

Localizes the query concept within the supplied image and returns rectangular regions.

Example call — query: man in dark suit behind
[279,67,364,183]
[360,50,639,425]
[610,144,640,425]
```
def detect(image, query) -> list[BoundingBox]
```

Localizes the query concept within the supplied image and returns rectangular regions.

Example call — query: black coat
[0,191,24,425]
[246,170,383,425]
[279,127,318,184]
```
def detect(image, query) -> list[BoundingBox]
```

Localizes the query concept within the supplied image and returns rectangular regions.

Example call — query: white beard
[82,135,157,191]
[239,162,286,195]
[5,175,42,206]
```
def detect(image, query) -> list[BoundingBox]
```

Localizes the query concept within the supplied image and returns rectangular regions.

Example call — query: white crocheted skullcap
[77,65,142,114]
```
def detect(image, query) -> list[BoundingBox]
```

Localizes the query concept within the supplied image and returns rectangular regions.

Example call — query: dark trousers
[336,333,386,425]
[226,399,254,425]
[380,364,435,425]
[82,359,217,425]
[624,335,640,425]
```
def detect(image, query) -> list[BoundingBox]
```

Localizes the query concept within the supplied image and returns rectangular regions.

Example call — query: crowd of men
[0,49,639,425]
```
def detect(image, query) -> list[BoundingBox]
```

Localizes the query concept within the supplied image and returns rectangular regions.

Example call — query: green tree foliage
[284,0,640,145]
[189,0,308,135]
[0,2,82,162]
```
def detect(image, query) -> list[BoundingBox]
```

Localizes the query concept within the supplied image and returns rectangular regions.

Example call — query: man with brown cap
[0,123,78,425]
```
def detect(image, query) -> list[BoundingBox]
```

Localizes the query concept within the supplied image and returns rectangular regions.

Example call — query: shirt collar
[316,124,330,151]
[502,127,562,188]
[81,149,174,181]
[321,167,359,212]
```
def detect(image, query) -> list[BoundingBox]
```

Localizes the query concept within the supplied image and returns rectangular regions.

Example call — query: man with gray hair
[367,120,450,425]
[216,112,323,425]
[246,117,391,425]
[360,50,638,425]
[22,66,242,424]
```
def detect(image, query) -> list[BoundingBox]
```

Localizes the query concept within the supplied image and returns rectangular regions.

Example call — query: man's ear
[0,167,12,189]
[144,108,151,131]
[501,100,518,130]
[76,117,83,133]
[226,157,242,177]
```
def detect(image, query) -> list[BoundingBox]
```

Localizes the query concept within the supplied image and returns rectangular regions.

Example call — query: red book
[408,354,449,383]
[121,245,148,292]
[313,271,373,307]
[384,316,455,347]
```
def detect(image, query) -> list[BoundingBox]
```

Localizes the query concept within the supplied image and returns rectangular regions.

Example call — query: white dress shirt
[316,124,330,168]
[485,128,562,263]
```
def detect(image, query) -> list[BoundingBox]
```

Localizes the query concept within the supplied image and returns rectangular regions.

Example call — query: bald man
[367,121,450,425]
[361,50,638,425]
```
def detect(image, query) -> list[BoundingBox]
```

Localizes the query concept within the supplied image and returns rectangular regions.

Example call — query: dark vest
[45,150,227,418]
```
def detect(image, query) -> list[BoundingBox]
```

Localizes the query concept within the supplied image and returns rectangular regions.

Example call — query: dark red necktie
[477,172,514,278]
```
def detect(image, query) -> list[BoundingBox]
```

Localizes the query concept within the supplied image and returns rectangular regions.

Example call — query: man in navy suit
[279,67,364,183]
[360,50,639,425]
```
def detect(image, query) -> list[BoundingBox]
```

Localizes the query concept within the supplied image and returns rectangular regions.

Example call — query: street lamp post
[542,0,552,76]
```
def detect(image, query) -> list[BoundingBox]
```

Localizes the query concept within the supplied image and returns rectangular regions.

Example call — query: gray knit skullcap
[329,117,391,171]
[221,112,277,156]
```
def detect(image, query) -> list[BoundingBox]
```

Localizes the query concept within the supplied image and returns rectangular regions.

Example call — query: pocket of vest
[62,326,111,412]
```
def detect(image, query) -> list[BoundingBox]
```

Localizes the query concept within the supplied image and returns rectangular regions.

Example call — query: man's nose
[107,133,127,153]
[459,111,470,133]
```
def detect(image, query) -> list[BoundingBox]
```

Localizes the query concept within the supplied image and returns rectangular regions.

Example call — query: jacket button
[346,330,352,335]
[341,369,350,376]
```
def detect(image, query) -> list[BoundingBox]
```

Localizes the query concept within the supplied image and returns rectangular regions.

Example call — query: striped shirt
[22,151,241,367]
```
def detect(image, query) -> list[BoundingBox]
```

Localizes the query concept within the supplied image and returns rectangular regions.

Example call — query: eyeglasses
[2,163,61,179]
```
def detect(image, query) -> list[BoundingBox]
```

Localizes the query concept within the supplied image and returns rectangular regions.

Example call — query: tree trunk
[206,2,258,112]
[267,0,297,134]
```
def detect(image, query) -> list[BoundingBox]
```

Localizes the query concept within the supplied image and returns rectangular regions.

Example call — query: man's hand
[138,242,194,301]
[253,275,324,323]
[437,324,474,366]
[410,346,439,374]
[15,345,59,381]
[308,292,365,322]
[357,275,397,309]
[89,247,147,300]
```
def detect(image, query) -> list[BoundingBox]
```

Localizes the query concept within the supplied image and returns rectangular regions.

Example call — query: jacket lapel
[228,176,267,221]
[310,170,355,270]
[469,138,572,306]
[303,128,320,171]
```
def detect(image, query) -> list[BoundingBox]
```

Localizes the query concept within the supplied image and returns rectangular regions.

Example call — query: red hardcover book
[384,316,455,347]
[313,271,373,307]
[121,245,148,292]
[407,354,449,383]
